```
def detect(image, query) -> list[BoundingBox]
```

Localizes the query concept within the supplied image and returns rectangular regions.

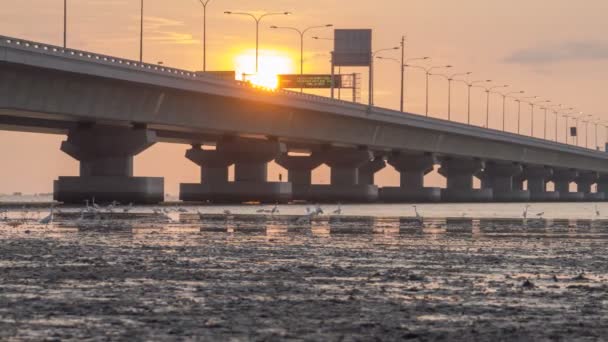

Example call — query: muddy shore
[1,215,607,341]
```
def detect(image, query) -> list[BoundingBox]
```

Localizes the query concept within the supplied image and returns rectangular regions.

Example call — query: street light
[552,106,574,143]
[433,72,472,121]
[406,64,453,116]
[515,96,538,135]
[574,112,591,146]
[198,0,212,72]
[270,24,333,92]
[529,99,551,138]
[224,11,292,73]
[499,90,524,131]
[63,0,67,48]
[369,46,400,107]
[455,79,491,125]
[482,85,509,129]
[140,0,144,62]
[376,56,430,112]
[540,103,561,140]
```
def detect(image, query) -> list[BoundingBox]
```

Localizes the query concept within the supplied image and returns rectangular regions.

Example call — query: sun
[234,50,294,89]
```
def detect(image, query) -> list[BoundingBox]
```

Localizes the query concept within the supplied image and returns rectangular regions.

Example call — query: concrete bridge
[1,35,607,204]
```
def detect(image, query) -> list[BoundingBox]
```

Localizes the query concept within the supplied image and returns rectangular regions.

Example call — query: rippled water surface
[1,202,608,340]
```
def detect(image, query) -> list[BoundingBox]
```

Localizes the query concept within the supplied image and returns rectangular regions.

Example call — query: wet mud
[1,213,608,341]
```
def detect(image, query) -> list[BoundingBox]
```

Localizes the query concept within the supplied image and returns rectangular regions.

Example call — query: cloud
[504,41,608,64]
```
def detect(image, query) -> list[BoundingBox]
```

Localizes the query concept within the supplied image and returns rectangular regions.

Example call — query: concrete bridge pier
[358,157,386,187]
[598,174,608,197]
[439,158,492,202]
[274,151,324,201]
[523,166,560,201]
[481,163,530,202]
[319,148,378,202]
[380,154,441,202]
[180,145,233,202]
[182,138,291,203]
[552,169,585,201]
[577,171,605,201]
[54,125,164,204]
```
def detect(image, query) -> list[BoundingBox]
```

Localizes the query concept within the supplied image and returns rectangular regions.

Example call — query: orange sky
[1,0,607,194]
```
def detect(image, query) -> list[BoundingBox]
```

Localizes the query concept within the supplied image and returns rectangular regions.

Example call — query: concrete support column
[381,154,441,202]
[481,163,530,202]
[54,125,163,204]
[439,158,492,202]
[522,166,559,201]
[181,138,291,203]
[552,169,585,201]
[317,148,378,202]
[275,152,324,201]
[358,158,386,186]
[186,145,232,184]
[598,174,608,198]
[577,171,605,201]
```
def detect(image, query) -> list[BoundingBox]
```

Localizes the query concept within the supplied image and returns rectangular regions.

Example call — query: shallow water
[1,204,608,340]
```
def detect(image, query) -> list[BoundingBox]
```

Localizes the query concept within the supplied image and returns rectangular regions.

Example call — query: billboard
[570,127,578,137]
[278,74,342,89]
[196,70,236,81]
[333,29,372,67]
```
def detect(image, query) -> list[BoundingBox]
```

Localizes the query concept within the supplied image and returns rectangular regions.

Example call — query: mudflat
[1,215,607,341]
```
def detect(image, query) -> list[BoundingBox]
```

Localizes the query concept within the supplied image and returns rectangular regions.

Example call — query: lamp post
[456,79,491,125]
[434,72,472,121]
[376,56,430,112]
[270,24,333,92]
[198,0,212,72]
[225,11,292,73]
[574,113,591,146]
[499,91,525,131]
[406,64,453,116]
[140,0,144,62]
[483,85,509,129]
[553,107,573,142]
[515,96,538,135]
[529,100,551,138]
[63,0,67,48]
[369,46,400,107]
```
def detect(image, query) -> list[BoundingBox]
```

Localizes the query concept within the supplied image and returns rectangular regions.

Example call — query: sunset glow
[234,50,294,89]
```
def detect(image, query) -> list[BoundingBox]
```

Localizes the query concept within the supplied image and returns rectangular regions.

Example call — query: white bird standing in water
[314,204,324,215]
[270,204,279,215]
[412,205,423,222]
[536,212,545,219]
[39,206,54,225]
[332,203,342,215]
[123,203,133,213]
[522,204,531,219]
[595,205,601,218]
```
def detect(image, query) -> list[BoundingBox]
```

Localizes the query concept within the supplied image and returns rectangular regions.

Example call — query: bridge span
[1,35,607,204]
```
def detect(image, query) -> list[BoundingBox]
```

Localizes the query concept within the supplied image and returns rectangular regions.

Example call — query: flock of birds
[0,200,604,227]
[0,199,345,227]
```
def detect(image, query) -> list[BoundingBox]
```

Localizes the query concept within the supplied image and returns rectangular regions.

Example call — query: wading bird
[332,203,342,215]
[39,206,54,225]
